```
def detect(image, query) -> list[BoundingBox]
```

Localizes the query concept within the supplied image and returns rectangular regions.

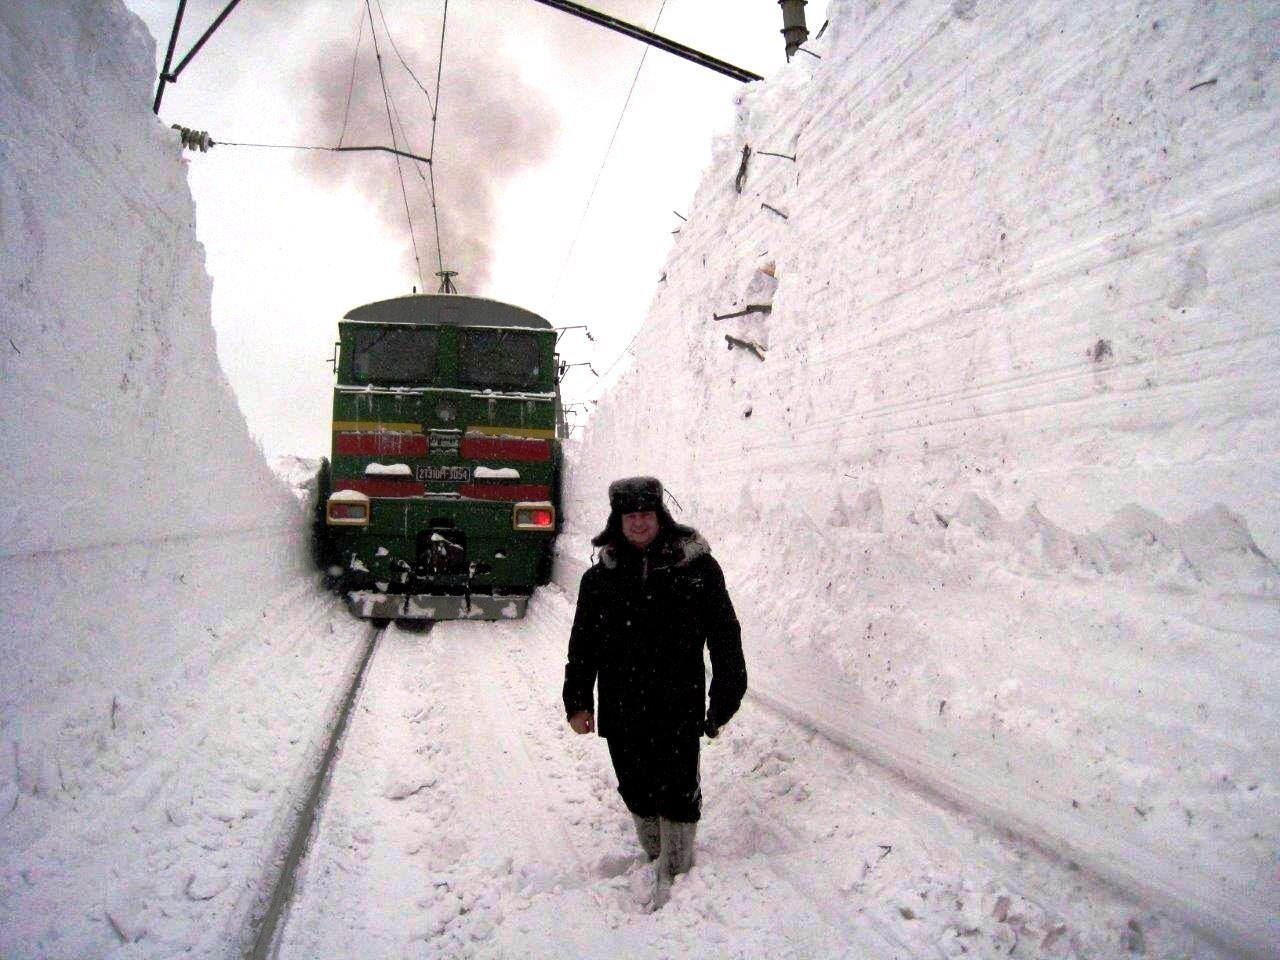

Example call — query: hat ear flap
[591,510,623,547]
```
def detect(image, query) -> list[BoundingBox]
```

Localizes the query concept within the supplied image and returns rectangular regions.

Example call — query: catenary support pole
[778,0,809,61]
[152,0,189,113]
[152,0,247,114]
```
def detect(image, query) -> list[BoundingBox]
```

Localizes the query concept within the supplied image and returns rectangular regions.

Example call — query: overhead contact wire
[386,91,438,256]
[337,4,366,148]
[211,139,429,164]
[548,0,669,308]
[427,0,451,279]
[364,0,425,291]
[375,0,436,115]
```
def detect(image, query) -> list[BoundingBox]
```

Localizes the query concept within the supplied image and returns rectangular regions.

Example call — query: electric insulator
[171,125,214,153]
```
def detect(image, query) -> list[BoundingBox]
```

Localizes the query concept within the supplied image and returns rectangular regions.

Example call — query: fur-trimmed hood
[596,527,711,572]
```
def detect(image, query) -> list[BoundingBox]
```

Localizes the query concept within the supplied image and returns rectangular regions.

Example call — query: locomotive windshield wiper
[355,326,401,371]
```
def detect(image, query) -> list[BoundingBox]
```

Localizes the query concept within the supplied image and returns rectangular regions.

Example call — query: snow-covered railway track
[263,612,616,958]
[246,621,387,960]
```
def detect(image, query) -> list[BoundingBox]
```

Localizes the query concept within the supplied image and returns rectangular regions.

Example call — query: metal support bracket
[527,0,762,83]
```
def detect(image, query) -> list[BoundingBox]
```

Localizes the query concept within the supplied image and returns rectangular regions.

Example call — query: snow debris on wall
[561,0,1279,951]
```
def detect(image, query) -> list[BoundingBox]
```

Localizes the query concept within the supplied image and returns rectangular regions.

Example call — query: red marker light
[512,502,556,531]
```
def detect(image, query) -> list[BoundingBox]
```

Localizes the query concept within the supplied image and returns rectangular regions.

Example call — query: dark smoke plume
[295,3,566,295]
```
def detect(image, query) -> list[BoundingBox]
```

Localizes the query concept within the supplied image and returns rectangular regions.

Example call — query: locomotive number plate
[417,464,471,483]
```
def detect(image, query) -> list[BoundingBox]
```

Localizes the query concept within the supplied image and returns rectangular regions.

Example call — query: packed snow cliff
[560,0,1280,952]
[0,4,364,956]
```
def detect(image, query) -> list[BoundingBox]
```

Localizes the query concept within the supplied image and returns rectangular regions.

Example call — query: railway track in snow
[245,621,389,960]
[242,615,619,959]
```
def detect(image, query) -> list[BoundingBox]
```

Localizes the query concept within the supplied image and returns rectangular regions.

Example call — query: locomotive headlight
[326,490,371,526]
[512,501,556,531]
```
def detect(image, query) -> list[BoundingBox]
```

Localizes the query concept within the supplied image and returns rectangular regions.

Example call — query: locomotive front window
[351,326,439,384]
[459,329,542,391]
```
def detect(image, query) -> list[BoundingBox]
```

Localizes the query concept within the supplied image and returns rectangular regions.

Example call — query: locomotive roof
[343,294,553,330]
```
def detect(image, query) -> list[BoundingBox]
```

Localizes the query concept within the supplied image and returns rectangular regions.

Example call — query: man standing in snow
[563,476,748,908]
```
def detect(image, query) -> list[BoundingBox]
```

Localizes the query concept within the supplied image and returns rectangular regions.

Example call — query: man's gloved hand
[703,715,722,739]
[568,710,595,735]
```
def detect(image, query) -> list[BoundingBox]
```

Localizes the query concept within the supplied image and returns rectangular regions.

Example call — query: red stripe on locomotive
[334,433,429,456]
[460,436,550,461]
[459,483,552,502]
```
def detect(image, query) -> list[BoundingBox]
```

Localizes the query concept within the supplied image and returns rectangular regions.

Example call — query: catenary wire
[358,0,448,284]
[375,0,436,116]
[337,4,366,147]
[584,327,642,401]
[386,86,437,260]
[546,0,670,310]
[426,0,451,281]
[389,94,431,191]
[363,0,425,292]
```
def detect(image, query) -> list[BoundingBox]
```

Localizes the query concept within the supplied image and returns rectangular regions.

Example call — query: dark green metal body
[320,294,563,619]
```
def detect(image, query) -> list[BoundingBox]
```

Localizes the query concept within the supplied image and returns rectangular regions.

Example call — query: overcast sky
[122,0,829,457]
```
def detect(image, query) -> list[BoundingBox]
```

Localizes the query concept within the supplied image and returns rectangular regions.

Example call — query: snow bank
[561,0,1279,952]
[271,453,324,506]
[0,4,361,956]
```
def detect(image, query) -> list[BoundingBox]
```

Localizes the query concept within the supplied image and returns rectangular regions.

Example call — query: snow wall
[559,0,1279,952]
[0,4,343,955]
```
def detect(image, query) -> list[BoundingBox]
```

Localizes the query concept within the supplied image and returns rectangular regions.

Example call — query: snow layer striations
[0,4,355,958]
[562,0,1280,955]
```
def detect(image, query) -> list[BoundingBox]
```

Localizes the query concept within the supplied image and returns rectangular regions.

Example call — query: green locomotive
[316,294,563,620]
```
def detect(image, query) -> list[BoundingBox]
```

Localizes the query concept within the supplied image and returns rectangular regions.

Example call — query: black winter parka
[563,527,748,740]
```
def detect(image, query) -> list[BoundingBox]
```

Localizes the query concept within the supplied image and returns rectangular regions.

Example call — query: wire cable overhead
[427,0,451,287]
[363,0,426,292]
[548,0,669,309]
[366,0,452,290]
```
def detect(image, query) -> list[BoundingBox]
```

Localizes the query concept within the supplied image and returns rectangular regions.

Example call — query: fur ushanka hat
[591,476,693,547]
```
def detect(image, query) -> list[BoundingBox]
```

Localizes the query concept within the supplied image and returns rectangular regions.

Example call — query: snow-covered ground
[271,599,1231,960]
[2,1,1277,958]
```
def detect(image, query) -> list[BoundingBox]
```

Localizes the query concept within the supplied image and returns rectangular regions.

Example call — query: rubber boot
[632,813,660,861]
[652,818,696,909]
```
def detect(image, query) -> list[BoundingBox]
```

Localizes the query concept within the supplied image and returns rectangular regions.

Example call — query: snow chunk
[1177,503,1278,587]
[742,263,779,304]
[330,488,370,503]
[383,770,435,800]
[184,870,229,902]
[474,466,521,480]
[104,890,148,943]
[365,462,413,477]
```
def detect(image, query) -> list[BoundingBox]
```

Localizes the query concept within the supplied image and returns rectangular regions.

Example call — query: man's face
[621,510,659,550]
